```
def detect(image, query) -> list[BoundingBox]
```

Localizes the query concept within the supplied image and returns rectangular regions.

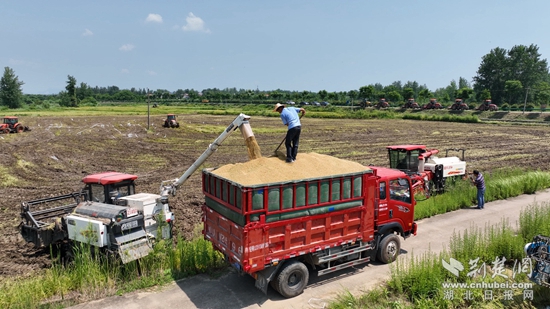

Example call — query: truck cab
[372,167,416,239]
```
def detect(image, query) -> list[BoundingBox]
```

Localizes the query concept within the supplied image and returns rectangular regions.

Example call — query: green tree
[504,80,523,104]
[386,90,402,103]
[418,89,432,103]
[0,67,24,109]
[76,82,93,101]
[533,82,550,109]
[359,85,375,100]
[479,89,492,101]
[318,90,328,100]
[474,44,550,104]
[458,77,470,89]
[456,87,473,102]
[402,87,415,101]
[63,75,78,107]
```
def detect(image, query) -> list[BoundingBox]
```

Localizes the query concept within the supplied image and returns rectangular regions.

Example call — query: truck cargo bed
[202,163,375,274]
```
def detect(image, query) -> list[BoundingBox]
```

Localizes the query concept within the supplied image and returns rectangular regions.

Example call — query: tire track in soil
[2,115,550,279]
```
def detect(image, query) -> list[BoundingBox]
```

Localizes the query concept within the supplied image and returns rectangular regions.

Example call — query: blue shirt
[280,107,301,129]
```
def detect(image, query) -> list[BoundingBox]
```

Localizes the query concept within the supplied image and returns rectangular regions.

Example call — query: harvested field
[1,114,550,278]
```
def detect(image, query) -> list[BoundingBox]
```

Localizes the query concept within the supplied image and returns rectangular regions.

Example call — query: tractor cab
[167,114,176,121]
[81,172,138,204]
[484,99,491,105]
[3,116,18,125]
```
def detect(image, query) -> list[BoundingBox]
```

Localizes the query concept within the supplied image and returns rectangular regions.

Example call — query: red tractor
[449,98,469,111]
[0,116,31,134]
[423,98,444,110]
[375,98,390,109]
[163,114,180,128]
[387,145,466,198]
[403,98,421,109]
[477,99,498,111]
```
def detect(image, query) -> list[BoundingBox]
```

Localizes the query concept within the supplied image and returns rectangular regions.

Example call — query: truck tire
[273,260,309,298]
[377,234,400,264]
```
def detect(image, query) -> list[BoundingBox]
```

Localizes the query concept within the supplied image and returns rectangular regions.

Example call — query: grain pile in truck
[202,152,417,297]
[210,152,367,185]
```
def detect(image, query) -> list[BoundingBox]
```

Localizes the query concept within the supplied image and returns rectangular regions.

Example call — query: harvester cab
[387,145,466,197]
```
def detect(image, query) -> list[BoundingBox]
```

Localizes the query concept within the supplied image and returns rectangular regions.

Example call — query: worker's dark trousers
[285,126,301,162]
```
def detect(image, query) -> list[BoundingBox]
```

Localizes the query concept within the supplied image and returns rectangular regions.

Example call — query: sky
[1,0,550,95]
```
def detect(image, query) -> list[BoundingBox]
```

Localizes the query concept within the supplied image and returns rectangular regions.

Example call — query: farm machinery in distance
[163,114,180,128]
[20,113,255,264]
[375,98,390,109]
[423,98,444,110]
[0,116,31,134]
[449,99,469,111]
[403,98,421,109]
[387,145,467,198]
[525,235,550,288]
[476,99,499,111]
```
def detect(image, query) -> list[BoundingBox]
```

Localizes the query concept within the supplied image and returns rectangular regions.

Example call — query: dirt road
[69,189,550,309]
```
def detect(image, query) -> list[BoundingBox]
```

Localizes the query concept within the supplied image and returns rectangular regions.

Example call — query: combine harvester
[386,145,467,198]
[20,114,256,263]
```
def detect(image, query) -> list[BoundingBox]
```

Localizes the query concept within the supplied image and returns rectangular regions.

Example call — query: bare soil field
[1,114,550,278]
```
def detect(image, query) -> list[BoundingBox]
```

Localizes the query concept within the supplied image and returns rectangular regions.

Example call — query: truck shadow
[174,249,408,308]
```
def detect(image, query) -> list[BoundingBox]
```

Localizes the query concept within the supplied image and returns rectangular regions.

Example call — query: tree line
[1,44,549,109]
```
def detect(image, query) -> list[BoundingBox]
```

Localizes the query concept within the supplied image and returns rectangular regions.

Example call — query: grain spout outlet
[240,122,262,160]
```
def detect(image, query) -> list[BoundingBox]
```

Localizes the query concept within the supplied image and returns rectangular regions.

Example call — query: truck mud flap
[254,264,284,295]
[117,236,152,264]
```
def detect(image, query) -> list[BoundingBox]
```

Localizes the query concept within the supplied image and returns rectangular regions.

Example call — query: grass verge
[329,202,550,308]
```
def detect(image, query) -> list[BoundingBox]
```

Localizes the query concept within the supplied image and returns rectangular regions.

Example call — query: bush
[501,103,510,111]
[80,97,98,106]
[526,103,535,111]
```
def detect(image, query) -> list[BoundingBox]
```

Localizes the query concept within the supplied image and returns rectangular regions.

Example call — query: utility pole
[522,88,530,114]
[147,89,151,130]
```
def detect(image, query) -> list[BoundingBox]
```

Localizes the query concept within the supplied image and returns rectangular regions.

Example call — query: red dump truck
[201,153,417,298]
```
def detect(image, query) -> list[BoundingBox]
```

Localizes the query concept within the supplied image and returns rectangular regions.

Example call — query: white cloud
[147,70,157,76]
[82,29,93,36]
[145,13,163,23]
[119,44,135,52]
[121,69,130,74]
[182,12,210,33]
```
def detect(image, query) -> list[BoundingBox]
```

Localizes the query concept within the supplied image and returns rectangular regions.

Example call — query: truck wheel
[273,260,309,298]
[377,234,400,264]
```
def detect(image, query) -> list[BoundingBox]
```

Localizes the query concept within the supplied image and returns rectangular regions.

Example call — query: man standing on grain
[472,170,485,209]
[274,103,305,163]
